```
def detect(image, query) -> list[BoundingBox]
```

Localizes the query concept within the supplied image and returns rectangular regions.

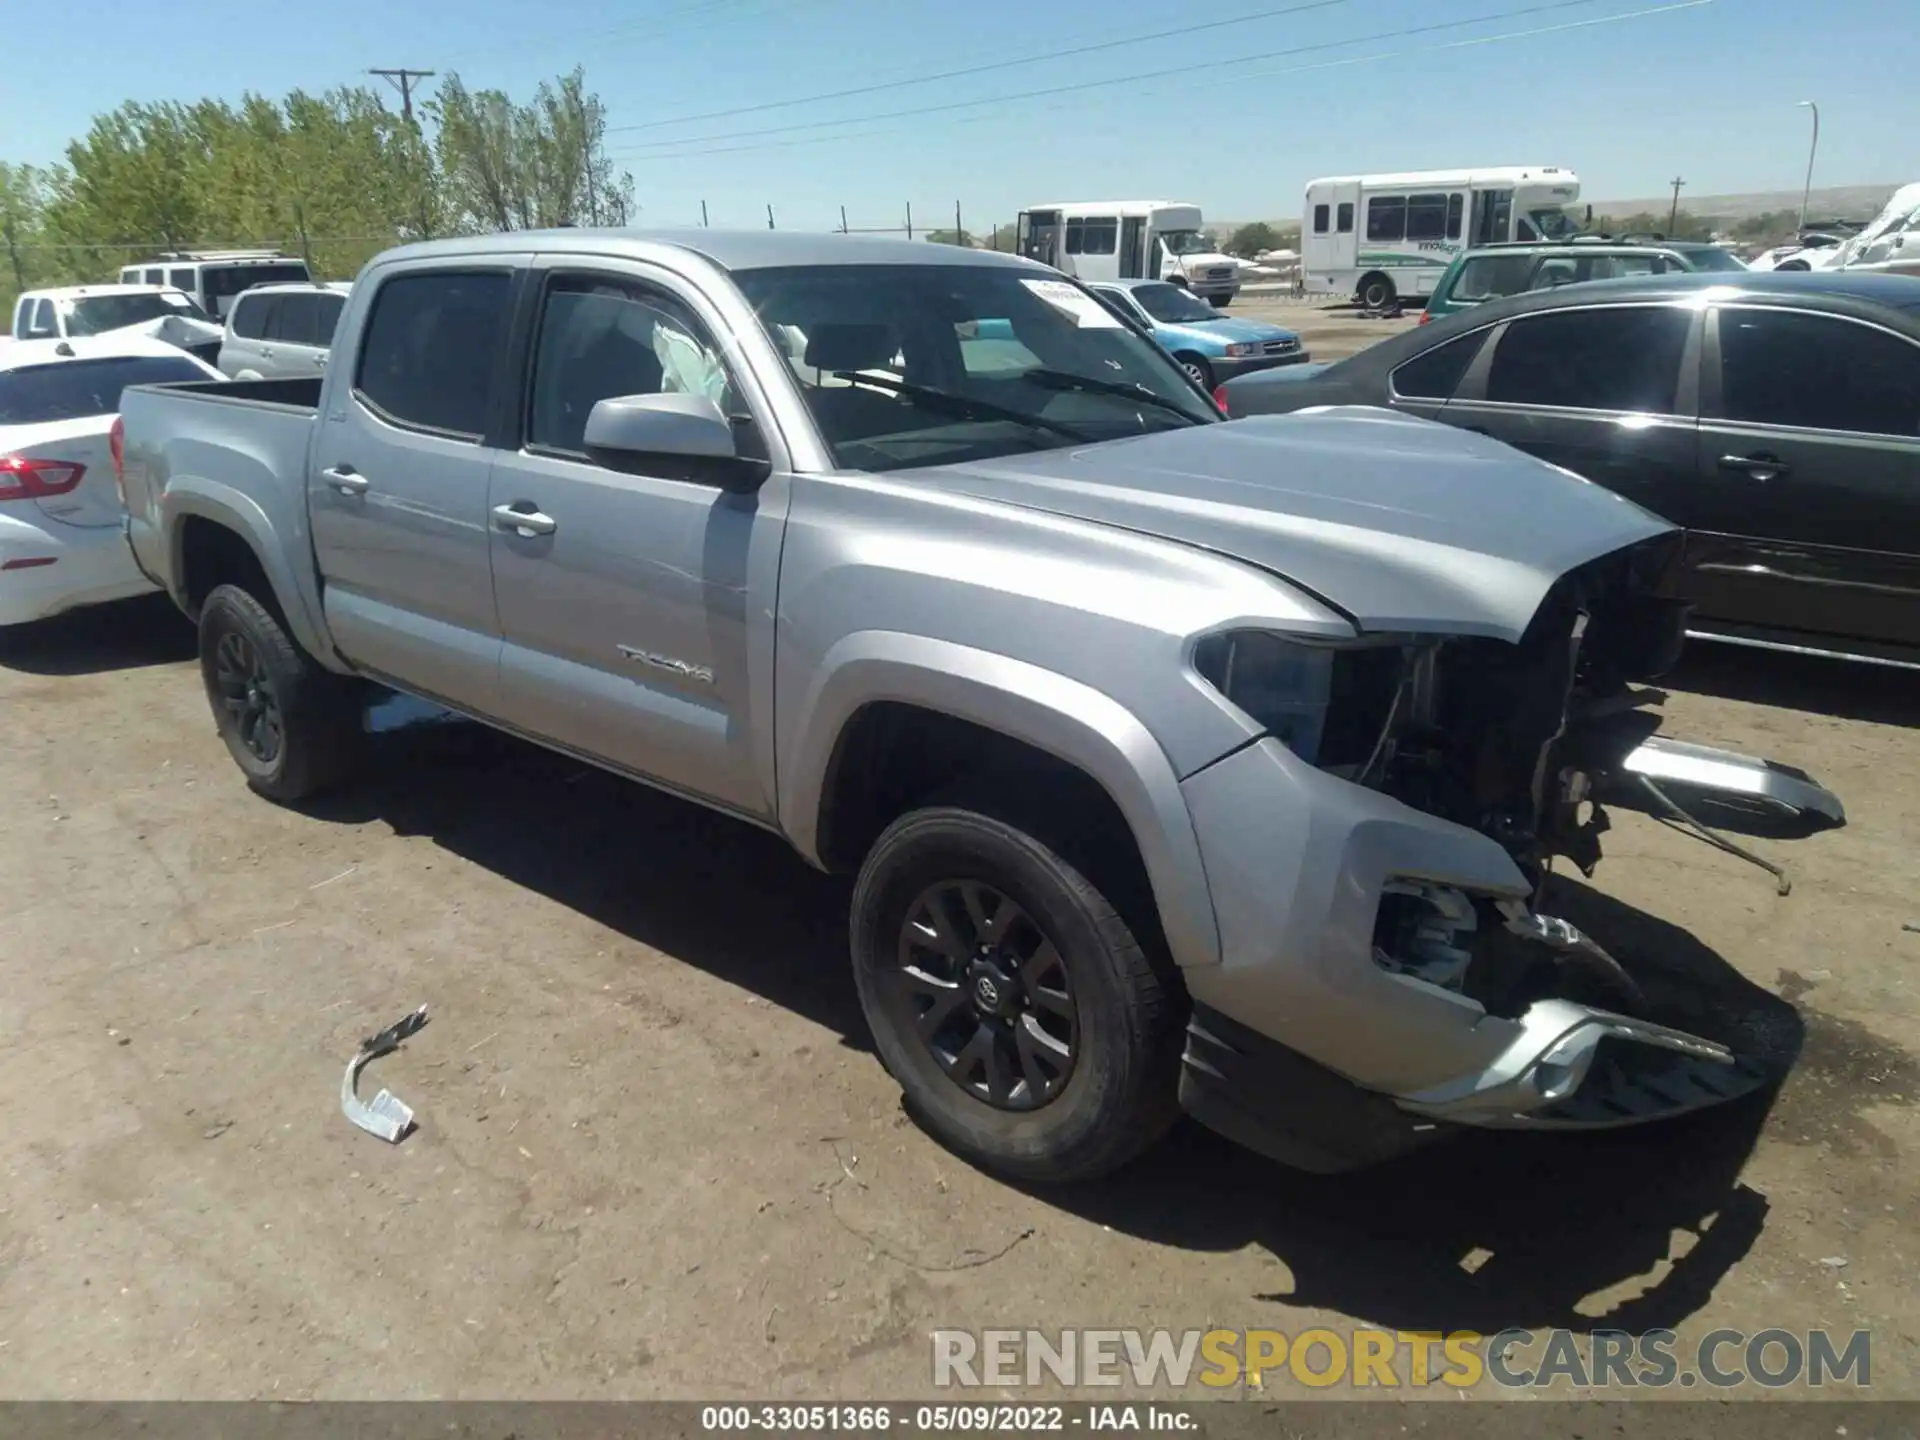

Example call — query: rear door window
[1717,308,1920,437]
[275,293,322,347]
[1486,306,1694,414]
[353,270,513,439]
[1450,254,1536,303]
[1390,329,1491,400]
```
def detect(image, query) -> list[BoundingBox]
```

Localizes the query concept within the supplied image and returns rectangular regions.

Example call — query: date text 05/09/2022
[699,1404,1198,1431]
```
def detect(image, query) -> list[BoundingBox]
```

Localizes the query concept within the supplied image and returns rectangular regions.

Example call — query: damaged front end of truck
[1180,529,1781,1170]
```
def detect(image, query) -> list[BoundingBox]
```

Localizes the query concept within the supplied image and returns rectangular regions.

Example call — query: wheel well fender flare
[165,485,334,664]
[782,631,1222,968]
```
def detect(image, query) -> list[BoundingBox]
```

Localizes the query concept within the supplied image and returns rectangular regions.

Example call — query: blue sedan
[1085,278,1310,388]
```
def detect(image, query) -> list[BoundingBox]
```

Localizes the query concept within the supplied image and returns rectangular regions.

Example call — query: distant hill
[1214,183,1903,233]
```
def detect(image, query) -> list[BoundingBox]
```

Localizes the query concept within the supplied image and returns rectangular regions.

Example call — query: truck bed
[118,374,329,651]
[129,374,325,413]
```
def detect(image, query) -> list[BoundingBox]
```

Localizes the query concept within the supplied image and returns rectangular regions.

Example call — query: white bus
[1300,166,1582,309]
[1016,201,1243,305]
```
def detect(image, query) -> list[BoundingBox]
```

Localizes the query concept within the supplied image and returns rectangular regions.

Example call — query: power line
[607,0,1615,156]
[610,0,1704,159]
[441,0,805,68]
[607,0,1358,134]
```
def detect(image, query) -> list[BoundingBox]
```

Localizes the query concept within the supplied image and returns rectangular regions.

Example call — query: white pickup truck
[116,228,1776,1184]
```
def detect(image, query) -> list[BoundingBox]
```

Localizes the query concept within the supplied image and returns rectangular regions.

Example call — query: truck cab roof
[372,228,1055,275]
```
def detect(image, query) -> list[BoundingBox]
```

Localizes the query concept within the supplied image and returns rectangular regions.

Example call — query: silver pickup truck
[117,229,1774,1183]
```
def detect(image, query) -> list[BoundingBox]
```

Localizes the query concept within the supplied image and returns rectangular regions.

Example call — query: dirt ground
[1,316,1914,1401]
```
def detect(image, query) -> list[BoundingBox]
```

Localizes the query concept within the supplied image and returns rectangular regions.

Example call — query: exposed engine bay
[1195,531,1790,1057]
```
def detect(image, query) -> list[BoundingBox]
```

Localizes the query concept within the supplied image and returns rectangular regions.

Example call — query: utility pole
[702,200,710,228]
[1797,100,1821,232]
[1667,176,1685,236]
[369,68,436,124]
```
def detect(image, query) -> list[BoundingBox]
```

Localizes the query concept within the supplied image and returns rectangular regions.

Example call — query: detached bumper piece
[1620,736,1846,826]
[1393,1000,1770,1132]
[1528,1034,1771,1127]
[1178,1003,1449,1174]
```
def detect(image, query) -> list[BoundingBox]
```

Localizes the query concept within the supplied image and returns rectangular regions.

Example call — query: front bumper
[0,513,156,628]
[1206,348,1313,382]
[1174,737,1768,1170]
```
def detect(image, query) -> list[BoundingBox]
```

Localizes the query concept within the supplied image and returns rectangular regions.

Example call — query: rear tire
[198,583,362,803]
[850,805,1184,1184]
[1359,272,1397,310]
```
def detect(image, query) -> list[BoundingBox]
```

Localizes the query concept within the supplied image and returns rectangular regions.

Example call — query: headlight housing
[1224,342,1258,357]
[1192,630,1410,770]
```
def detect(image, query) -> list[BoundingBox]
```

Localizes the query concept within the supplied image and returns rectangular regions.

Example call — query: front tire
[1209,294,1233,308]
[1174,352,1213,388]
[198,583,362,803]
[850,806,1183,1183]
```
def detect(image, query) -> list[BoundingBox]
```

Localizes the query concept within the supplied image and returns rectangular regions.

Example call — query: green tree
[429,68,631,232]
[925,228,973,247]
[7,67,625,309]
[2,163,60,311]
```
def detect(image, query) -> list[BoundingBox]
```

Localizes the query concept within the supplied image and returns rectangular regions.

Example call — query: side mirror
[583,392,771,494]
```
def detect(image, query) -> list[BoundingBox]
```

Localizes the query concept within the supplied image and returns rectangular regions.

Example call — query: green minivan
[1420,238,1749,323]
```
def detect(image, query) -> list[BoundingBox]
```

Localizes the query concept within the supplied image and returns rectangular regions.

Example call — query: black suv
[1220,271,1920,669]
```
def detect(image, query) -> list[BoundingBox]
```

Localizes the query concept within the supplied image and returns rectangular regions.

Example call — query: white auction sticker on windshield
[1020,278,1122,328]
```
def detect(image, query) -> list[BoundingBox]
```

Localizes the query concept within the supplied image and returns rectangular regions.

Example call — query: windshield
[1159,229,1217,257]
[1527,208,1582,240]
[63,291,209,335]
[1131,282,1221,324]
[200,262,313,315]
[1685,247,1749,273]
[0,354,208,424]
[734,263,1218,473]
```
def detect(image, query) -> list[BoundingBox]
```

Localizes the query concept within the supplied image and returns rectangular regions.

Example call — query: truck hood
[907,407,1674,642]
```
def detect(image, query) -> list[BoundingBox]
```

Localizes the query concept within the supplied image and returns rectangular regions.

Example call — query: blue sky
[9,0,1911,230]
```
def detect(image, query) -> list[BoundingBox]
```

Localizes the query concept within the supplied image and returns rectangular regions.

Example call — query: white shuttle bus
[1016,201,1243,305]
[1300,166,1582,309]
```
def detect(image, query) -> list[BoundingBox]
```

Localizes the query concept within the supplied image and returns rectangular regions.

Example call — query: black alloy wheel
[888,878,1078,1110]
[211,628,285,766]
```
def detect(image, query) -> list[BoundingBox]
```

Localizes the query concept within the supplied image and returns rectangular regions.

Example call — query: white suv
[217,283,352,381]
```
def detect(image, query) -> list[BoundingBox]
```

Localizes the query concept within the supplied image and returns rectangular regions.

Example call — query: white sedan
[1,334,219,628]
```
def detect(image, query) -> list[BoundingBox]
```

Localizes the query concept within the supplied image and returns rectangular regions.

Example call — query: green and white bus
[1300,166,1582,310]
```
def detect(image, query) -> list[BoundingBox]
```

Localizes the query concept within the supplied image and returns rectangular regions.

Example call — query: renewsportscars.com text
[931,1327,1872,1390]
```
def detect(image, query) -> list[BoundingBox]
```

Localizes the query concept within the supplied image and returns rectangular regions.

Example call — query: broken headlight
[1192,630,1407,769]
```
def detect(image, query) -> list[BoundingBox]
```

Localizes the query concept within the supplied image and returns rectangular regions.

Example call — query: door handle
[321,466,369,496]
[1718,453,1790,481]
[492,503,557,537]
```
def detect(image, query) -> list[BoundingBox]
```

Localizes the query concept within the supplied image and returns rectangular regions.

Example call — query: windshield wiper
[832,371,1090,441]
[1020,368,1211,424]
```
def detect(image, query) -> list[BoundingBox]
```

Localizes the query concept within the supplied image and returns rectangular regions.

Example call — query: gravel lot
[1,310,1914,1401]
